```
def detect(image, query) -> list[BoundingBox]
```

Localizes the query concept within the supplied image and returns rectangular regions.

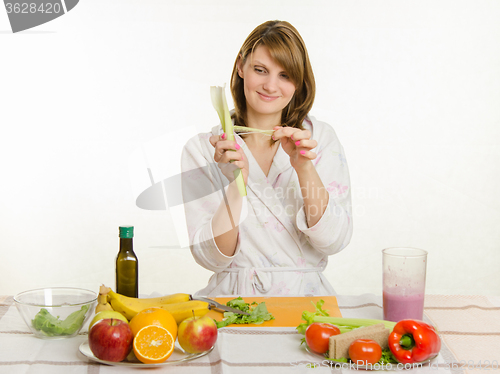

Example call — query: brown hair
[230,20,315,131]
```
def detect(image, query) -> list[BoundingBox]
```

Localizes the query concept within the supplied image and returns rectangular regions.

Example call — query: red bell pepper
[388,319,441,364]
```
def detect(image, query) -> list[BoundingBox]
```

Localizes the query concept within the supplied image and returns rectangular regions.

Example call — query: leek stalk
[233,126,274,136]
[210,85,247,196]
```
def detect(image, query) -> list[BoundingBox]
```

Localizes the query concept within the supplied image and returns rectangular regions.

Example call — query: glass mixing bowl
[14,287,97,339]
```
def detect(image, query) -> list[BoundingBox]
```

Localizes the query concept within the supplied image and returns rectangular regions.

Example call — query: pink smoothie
[383,291,424,322]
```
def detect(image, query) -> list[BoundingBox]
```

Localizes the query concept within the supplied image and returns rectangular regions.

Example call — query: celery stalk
[210,85,247,196]
[297,313,396,335]
[296,300,397,335]
[304,315,397,330]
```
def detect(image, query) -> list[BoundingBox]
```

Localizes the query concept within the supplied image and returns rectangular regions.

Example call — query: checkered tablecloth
[1,294,498,373]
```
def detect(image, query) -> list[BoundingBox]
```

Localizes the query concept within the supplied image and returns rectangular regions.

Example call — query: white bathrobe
[181,115,353,296]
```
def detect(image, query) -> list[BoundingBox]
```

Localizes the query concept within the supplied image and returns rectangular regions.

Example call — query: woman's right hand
[210,133,249,185]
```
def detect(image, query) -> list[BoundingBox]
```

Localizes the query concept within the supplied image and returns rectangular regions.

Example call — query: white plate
[305,346,438,371]
[79,341,213,368]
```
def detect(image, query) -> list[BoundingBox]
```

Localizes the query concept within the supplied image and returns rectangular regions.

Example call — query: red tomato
[348,339,382,365]
[305,323,341,354]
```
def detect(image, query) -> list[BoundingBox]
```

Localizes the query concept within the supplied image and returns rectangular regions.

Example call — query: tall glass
[382,247,427,322]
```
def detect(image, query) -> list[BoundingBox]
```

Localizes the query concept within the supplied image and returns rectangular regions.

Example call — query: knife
[191,296,251,316]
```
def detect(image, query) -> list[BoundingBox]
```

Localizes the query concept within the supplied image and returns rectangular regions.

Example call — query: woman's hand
[272,126,327,228]
[210,133,249,185]
[272,126,317,171]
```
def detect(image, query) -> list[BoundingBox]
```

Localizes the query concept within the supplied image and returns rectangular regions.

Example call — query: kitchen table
[1,294,499,374]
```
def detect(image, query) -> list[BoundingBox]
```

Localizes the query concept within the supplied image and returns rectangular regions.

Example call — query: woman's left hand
[272,126,317,170]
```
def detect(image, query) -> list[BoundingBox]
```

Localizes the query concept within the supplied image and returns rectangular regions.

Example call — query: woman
[181,20,352,296]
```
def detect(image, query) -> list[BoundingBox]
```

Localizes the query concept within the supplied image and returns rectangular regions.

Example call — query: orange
[133,325,175,364]
[129,307,177,340]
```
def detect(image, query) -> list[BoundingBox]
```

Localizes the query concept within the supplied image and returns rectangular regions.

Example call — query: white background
[1,0,499,297]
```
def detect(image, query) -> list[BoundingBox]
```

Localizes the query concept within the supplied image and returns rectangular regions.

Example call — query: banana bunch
[95,285,210,323]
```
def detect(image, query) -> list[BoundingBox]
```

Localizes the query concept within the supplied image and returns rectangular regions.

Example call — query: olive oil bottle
[116,226,138,297]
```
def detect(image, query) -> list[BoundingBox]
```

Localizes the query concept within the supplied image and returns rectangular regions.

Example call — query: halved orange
[129,307,177,340]
[133,325,175,364]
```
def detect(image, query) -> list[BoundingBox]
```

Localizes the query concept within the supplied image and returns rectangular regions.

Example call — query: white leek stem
[210,85,247,197]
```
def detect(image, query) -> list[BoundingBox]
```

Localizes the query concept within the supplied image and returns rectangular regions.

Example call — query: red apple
[88,318,133,362]
[178,315,218,353]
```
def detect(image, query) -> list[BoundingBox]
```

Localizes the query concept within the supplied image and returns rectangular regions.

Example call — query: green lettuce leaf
[226,297,250,313]
[379,348,398,364]
[216,297,274,328]
[31,305,89,336]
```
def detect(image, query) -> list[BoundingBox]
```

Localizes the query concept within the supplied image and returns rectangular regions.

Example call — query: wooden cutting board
[206,296,342,328]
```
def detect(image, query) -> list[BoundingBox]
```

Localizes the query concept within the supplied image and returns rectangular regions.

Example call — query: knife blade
[192,296,251,316]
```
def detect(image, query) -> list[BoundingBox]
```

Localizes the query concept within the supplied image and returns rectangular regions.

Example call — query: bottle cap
[119,226,134,238]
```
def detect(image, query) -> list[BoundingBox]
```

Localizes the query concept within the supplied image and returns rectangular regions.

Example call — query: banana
[99,285,209,322]
[95,285,114,313]
[108,288,191,306]
[108,296,142,320]
[157,300,211,324]
[110,298,210,323]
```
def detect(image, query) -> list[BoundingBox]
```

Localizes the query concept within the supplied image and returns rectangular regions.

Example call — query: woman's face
[238,45,296,123]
